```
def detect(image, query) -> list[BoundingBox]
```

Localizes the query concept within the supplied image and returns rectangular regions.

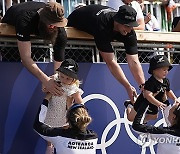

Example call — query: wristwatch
[139,83,145,90]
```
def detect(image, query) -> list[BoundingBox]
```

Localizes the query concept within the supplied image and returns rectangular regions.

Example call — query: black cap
[113,5,138,27]
[56,59,79,79]
[148,55,173,74]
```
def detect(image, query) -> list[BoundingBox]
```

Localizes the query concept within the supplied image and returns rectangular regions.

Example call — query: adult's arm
[133,18,145,30]
[17,40,62,95]
[162,105,172,127]
[33,99,63,143]
[123,30,145,88]
[53,27,67,72]
[126,54,145,87]
[100,51,137,102]
[132,101,180,139]
[133,1,145,30]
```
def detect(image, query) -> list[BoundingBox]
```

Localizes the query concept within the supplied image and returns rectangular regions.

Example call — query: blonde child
[44,59,84,154]
[125,55,179,123]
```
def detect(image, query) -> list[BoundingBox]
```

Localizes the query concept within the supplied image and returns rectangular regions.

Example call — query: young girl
[44,59,84,154]
[125,55,179,123]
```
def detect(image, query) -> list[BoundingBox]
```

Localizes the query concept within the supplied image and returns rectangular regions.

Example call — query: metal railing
[1,0,180,31]
[0,36,180,64]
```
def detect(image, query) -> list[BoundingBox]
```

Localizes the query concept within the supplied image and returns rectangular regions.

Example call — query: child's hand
[44,93,52,101]
[158,102,167,110]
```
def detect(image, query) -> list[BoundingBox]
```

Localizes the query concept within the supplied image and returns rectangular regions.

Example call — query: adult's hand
[144,12,151,24]
[126,85,137,103]
[43,76,64,96]
[158,102,167,110]
[17,40,62,95]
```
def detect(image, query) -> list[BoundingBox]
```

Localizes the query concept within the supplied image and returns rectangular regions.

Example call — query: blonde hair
[73,79,82,87]
[56,72,82,87]
[68,107,92,131]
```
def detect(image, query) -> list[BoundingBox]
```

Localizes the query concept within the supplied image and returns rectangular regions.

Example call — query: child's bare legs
[126,107,137,122]
[126,108,158,123]
[143,114,158,124]
[124,100,137,122]
[125,100,158,123]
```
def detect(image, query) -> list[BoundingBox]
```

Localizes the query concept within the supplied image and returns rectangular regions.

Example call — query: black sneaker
[124,100,134,108]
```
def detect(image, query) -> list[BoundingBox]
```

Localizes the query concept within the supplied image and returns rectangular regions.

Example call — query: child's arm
[44,92,52,101]
[166,90,179,104]
[144,90,167,109]
[71,92,83,104]
[66,92,83,109]
[66,96,74,109]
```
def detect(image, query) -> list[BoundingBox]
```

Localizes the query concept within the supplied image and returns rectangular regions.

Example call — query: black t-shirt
[144,76,170,99]
[134,76,171,114]
[2,1,45,41]
[68,4,137,54]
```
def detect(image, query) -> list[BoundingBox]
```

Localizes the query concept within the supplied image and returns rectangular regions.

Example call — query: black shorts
[134,98,170,115]
[134,97,158,115]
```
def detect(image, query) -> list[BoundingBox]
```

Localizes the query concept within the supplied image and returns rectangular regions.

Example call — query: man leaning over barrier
[1,2,67,96]
[68,5,145,102]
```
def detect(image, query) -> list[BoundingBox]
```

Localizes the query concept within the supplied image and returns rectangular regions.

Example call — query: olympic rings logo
[83,94,166,154]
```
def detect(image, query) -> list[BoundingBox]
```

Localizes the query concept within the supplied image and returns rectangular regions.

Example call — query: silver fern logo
[157,57,165,63]
[65,65,74,71]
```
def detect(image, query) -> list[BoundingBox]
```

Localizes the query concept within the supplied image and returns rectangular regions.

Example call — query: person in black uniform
[172,16,180,32]
[33,99,98,154]
[1,2,67,96]
[132,102,180,154]
[124,55,179,122]
[67,5,145,103]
